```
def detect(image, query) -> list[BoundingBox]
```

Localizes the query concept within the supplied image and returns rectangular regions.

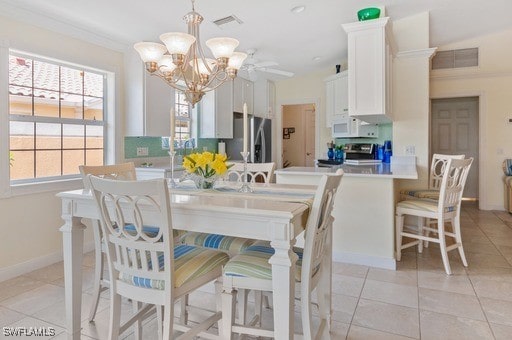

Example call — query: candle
[243,103,248,154]
[170,108,175,153]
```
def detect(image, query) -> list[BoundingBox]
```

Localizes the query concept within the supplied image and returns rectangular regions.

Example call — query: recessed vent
[432,48,479,70]
[213,15,243,29]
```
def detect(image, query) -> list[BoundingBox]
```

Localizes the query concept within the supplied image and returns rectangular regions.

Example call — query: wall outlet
[136,147,149,156]
[405,145,416,155]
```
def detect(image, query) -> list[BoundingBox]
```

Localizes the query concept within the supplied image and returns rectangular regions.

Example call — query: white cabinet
[199,81,233,138]
[144,73,175,136]
[343,17,394,124]
[254,79,276,118]
[136,167,184,180]
[324,71,348,127]
[233,77,254,114]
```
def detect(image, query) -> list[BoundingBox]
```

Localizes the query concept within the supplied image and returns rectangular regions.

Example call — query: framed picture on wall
[283,134,290,139]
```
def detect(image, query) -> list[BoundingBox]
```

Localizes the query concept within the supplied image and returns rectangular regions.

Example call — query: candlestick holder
[239,151,253,193]
[169,150,178,188]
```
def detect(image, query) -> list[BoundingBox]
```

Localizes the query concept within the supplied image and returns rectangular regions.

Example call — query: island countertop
[274,163,417,180]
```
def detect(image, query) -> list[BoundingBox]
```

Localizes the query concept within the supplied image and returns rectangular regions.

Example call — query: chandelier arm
[151,71,187,92]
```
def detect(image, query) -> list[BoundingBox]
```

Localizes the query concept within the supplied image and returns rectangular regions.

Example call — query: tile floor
[1,203,512,339]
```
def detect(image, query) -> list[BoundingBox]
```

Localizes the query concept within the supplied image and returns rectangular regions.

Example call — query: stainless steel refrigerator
[224,113,272,163]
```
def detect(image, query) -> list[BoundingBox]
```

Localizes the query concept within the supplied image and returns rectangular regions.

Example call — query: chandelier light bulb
[190,58,216,75]
[159,32,196,55]
[158,55,177,73]
[133,42,167,63]
[206,37,239,59]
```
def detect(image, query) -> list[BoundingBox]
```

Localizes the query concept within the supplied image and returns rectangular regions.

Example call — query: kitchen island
[275,163,418,269]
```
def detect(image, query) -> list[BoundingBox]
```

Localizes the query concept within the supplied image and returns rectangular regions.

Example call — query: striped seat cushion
[179,232,256,254]
[400,189,439,201]
[224,241,306,282]
[397,199,455,213]
[122,224,184,239]
[119,244,229,289]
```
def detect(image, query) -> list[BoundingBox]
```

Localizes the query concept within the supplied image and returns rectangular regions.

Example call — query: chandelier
[134,0,247,107]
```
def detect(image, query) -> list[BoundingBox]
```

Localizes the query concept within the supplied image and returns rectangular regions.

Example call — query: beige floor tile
[331,294,358,324]
[418,271,475,295]
[471,276,512,302]
[347,324,416,340]
[23,262,64,283]
[332,262,369,278]
[489,235,512,247]
[419,310,494,340]
[490,322,512,340]
[32,293,109,328]
[396,252,417,270]
[496,244,512,257]
[3,316,65,339]
[50,266,97,293]
[366,268,418,286]
[463,240,502,255]
[352,299,419,339]
[1,284,65,316]
[480,297,512,327]
[0,276,45,302]
[329,321,350,339]
[418,287,485,321]
[48,332,96,339]
[466,266,512,283]
[0,306,25,327]
[332,274,365,298]
[465,252,511,269]
[361,279,418,308]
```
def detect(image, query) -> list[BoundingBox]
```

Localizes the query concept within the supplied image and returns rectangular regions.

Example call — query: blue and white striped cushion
[400,189,440,201]
[122,224,184,239]
[397,199,455,213]
[179,232,256,254]
[223,241,305,281]
[119,244,229,289]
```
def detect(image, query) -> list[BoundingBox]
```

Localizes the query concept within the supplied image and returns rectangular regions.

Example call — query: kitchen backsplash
[335,123,392,145]
[124,136,219,159]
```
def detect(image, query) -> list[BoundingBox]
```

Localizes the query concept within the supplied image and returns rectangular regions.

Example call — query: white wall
[431,28,512,210]
[0,15,124,275]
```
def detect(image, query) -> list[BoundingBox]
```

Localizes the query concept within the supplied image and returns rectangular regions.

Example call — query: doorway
[282,104,315,167]
[431,97,479,199]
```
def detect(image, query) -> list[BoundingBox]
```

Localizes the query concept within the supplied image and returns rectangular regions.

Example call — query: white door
[282,104,315,167]
[431,97,479,199]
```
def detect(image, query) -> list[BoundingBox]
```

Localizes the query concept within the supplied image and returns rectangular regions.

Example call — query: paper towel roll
[218,141,226,156]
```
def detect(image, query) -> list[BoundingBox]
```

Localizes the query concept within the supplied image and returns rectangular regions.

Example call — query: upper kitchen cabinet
[200,81,233,138]
[144,73,175,136]
[343,17,395,124]
[253,79,276,118]
[324,71,348,127]
[233,77,254,114]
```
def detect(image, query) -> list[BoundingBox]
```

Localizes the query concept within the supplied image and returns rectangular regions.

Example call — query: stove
[343,143,378,161]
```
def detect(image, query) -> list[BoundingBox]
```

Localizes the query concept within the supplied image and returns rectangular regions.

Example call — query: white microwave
[332,115,379,138]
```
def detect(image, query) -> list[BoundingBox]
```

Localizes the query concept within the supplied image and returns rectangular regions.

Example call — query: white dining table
[58,181,322,340]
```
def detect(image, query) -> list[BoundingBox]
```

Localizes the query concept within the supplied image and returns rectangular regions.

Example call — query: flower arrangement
[183,151,232,188]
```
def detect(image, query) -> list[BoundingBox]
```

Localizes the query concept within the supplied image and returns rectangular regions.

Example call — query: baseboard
[332,250,396,270]
[0,241,95,282]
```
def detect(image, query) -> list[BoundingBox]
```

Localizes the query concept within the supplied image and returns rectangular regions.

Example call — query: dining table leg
[269,231,298,340]
[60,201,86,340]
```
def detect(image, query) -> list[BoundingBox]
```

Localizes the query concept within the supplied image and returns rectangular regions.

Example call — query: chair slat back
[79,162,136,190]
[437,158,473,213]
[301,169,343,284]
[226,162,275,184]
[429,154,465,190]
[88,176,173,289]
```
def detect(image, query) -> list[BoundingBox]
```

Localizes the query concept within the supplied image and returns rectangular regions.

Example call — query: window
[8,52,106,183]
[174,91,192,147]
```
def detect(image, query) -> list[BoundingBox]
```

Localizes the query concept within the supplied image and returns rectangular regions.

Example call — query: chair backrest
[437,158,473,213]
[429,154,465,190]
[88,176,173,297]
[301,169,343,285]
[79,162,137,190]
[225,162,275,184]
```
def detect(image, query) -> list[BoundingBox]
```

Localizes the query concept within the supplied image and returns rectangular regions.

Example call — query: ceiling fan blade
[259,68,295,77]
[254,61,278,68]
[247,68,258,81]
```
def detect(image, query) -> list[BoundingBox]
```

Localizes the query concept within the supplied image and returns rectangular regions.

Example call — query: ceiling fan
[240,48,294,81]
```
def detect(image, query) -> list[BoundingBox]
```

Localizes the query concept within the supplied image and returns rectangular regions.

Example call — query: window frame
[0,45,116,197]
[174,90,192,147]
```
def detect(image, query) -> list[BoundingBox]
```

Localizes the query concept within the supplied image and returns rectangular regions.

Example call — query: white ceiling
[1,0,511,79]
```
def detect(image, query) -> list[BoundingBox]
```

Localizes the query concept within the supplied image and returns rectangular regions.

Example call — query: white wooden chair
[220,169,343,339]
[396,158,473,275]
[79,162,137,322]
[87,176,229,339]
[400,153,465,200]
[225,162,276,184]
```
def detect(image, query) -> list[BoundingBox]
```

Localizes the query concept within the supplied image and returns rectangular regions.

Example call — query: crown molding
[396,47,437,59]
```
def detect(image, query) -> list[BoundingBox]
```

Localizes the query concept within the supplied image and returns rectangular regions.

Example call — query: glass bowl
[357,7,381,21]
